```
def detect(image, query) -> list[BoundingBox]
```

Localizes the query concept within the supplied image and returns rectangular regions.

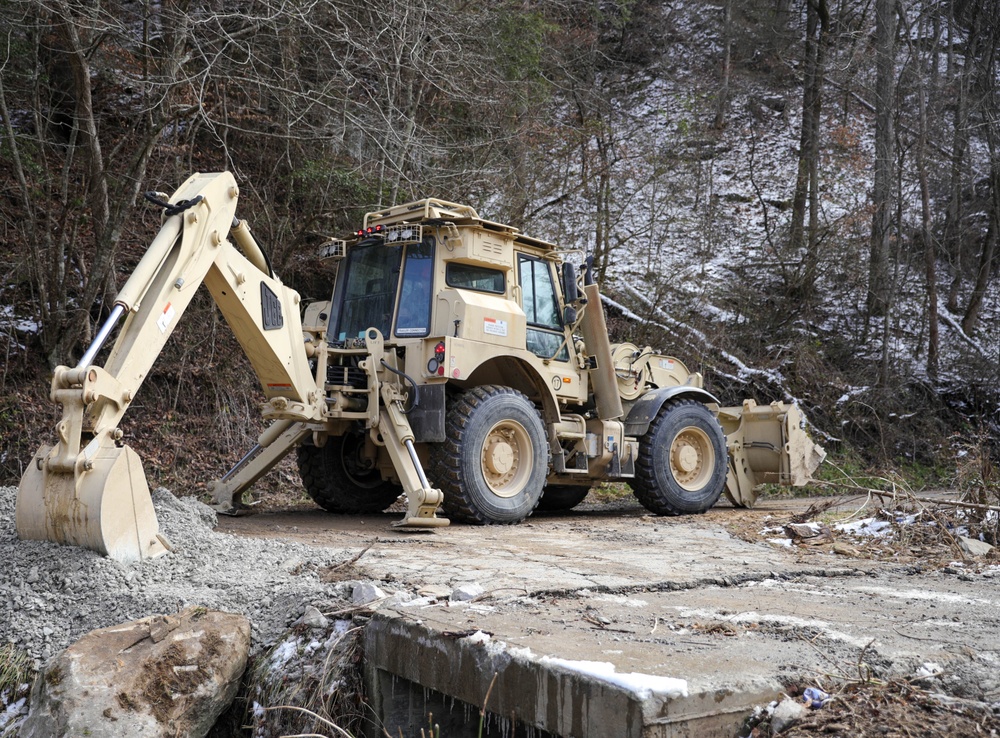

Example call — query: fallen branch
[910,496,1000,514]
[326,544,373,573]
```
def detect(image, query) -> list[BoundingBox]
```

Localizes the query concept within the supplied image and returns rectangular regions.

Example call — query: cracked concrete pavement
[217,496,1000,722]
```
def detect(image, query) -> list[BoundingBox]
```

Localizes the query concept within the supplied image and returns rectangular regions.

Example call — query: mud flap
[718,400,827,507]
[16,444,168,563]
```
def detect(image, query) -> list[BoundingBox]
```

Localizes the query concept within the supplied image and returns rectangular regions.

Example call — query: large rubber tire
[297,434,401,513]
[536,485,590,511]
[431,385,548,524]
[632,399,727,515]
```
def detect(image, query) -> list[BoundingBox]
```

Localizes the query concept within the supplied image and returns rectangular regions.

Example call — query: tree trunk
[944,0,974,313]
[790,0,829,297]
[867,0,896,318]
[961,146,999,335]
[803,0,830,292]
[788,0,816,256]
[959,0,998,335]
[902,5,938,380]
[712,0,734,130]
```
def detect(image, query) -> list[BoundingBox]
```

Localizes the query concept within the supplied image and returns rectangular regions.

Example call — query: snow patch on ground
[672,606,877,648]
[539,657,689,700]
[853,586,999,607]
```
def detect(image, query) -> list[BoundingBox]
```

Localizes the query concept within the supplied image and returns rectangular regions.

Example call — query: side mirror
[562,262,580,305]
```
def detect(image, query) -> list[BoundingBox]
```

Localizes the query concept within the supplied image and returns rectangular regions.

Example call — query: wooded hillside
[2,0,998,491]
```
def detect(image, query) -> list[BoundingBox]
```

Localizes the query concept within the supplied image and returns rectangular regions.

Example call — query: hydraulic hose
[380,359,420,414]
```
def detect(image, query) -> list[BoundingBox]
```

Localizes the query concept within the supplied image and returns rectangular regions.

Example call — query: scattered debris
[350,582,387,606]
[801,687,829,708]
[450,582,485,602]
[770,697,808,733]
[783,523,834,546]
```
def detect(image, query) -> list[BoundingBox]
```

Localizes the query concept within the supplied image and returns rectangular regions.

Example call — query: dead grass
[766,679,1000,738]
[245,617,369,737]
[0,644,31,700]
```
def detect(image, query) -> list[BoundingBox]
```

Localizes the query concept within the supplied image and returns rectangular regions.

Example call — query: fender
[623,386,720,436]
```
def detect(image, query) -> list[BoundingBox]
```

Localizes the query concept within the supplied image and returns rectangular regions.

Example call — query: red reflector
[437,365,445,376]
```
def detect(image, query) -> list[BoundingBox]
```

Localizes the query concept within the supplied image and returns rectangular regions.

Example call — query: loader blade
[718,400,827,508]
[17,444,168,563]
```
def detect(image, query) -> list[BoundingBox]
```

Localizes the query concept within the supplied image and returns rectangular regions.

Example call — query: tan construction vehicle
[17,172,825,562]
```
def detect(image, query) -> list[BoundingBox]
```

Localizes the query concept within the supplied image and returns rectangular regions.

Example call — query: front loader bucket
[17,444,168,563]
[718,400,827,507]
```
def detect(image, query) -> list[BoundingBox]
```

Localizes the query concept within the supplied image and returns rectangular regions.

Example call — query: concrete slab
[219,501,1000,736]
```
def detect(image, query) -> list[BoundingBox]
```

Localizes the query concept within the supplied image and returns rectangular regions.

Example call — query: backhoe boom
[17,172,321,561]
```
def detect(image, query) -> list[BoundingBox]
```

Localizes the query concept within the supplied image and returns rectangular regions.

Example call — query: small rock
[914,662,943,681]
[26,567,39,584]
[417,584,452,600]
[298,605,329,629]
[832,542,860,557]
[784,523,834,546]
[770,697,807,733]
[382,591,416,610]
[450,583,485,602]
[958,536,994,558]
[352,582,387,606]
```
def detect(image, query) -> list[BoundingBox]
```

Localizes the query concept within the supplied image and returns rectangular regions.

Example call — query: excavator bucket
[17,443,168,563]
[718,400,827,507]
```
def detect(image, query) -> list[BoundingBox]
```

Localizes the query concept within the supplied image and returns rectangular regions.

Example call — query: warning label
[483,317,508,337]
[156,303,176,334]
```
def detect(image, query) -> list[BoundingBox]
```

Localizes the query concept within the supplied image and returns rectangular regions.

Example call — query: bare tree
[788,0,831,298]
[867,0,897,321]
[1,0,198,367]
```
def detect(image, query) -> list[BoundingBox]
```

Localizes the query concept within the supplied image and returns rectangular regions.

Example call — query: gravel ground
[0,485,348,666]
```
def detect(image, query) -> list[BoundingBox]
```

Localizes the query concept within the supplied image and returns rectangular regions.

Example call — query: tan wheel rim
[481,419,533,498]
[669,427,715,491]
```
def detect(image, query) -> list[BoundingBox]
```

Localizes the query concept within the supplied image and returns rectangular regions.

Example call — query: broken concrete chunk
[382,591,416,610]
[832,542,860,557]
[450,583,485,602]
[770,697,808,733]
[417,584,452,600]
[19,607,250,738]
[958,536,994,558]
[784,523,834,545]
[298,605,330,629]
[352,582,387,606]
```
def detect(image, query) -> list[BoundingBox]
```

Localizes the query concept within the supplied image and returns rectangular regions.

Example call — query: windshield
[328,239,402,343]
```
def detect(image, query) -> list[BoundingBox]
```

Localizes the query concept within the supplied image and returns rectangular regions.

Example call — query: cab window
[517,255,568,361]
[395,239,435,337]
[446,263,505,294]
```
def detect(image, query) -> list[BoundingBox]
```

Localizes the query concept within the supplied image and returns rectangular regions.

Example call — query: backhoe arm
[17,171,320,562]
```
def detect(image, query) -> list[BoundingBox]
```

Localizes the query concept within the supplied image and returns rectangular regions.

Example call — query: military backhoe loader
[17,171,825,562]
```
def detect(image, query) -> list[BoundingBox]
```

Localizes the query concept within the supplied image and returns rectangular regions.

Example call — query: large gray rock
[20,607,250,738]
[958,536,994,558]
